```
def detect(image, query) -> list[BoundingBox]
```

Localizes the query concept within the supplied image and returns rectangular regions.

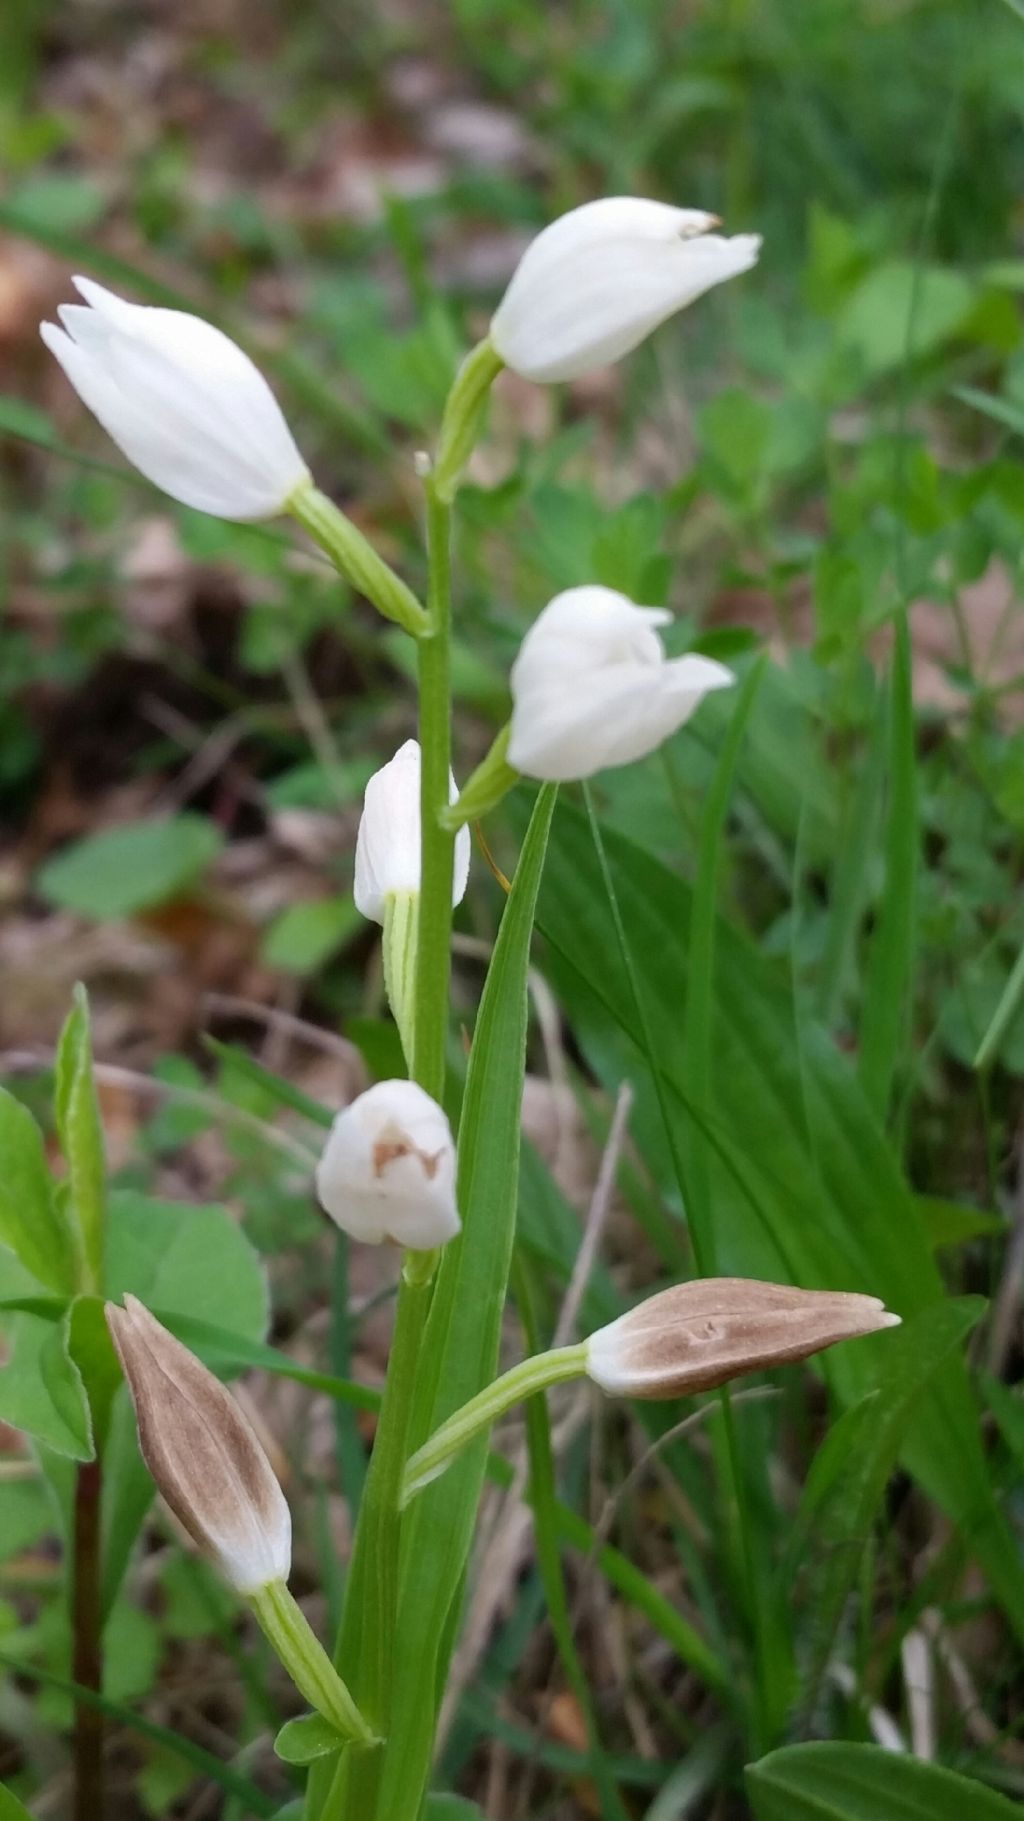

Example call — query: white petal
[491,195,760,383]
[354,739,471,925]
[508,586,734,781]
[42,280,309,520]
[316,1080,460,1251]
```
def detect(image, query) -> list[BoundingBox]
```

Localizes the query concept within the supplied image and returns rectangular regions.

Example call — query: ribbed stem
[288,483,429,636]
[402,1344,588,1505]
[249,1580,375,1747]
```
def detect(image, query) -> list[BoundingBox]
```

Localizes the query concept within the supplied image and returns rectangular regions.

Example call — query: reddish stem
[72,1458,103,1821]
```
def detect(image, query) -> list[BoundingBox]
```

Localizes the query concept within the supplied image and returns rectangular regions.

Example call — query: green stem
[402,1343,588,1505]
[249,1581,375,1747]
[412,481,457,1100]
[314,473,459,1821]
[288,483,429,637]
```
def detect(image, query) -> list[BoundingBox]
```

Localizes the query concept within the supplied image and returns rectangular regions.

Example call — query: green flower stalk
[288,482,429,637]
[401,1279,901,1506]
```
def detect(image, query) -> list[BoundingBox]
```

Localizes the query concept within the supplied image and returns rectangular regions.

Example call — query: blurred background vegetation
[2,0,1024,1816]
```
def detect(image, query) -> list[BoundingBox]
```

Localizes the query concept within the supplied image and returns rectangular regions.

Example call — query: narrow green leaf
[0,1651,278,1815]
[683,655,766,1272]
[378,785,557,1820]
[788,1296,984,1709]
[203,1036,334,1128]
[515,1256,630,1821]
[424,1800,486,1821]
[858,612,917,1122]
[973,936,1024,1072]
[520,797,1024,1643]
[953,381,1024,438]
[54,985,106,1291]
[747,1741,1020,1820]
[817,707,885,1025]
[0,1085,75,1294]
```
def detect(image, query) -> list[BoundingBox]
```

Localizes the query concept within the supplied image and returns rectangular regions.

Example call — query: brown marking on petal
[373,1137,414,1176]
[105,1296,288,1583]
[593,1278,898,1400]
[372,1138,445,1181]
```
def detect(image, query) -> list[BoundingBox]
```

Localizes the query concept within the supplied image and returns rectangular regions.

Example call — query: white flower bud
[586,1278,900,1400]
[353,739,471,924]
[490,198,761,383]
[106,1296,292,1593]
[40,278,310,520]
[507,585,734,781]
[316,1079,460,1250]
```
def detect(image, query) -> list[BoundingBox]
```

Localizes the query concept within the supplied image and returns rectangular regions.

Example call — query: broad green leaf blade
[0,1085,75,1294]
[275,1713,346,1765]
[261,895,361,974]
[0,1245,92,1458]
[54,986,106,1291]
[0,1788,32,1821]
[788,1296,984,1709]
[37,815,224,921]
[915,1196,1004,1251]
[100,1190,269,1613]
[104,1191,268,1337]
[521,797,1024,1642]
[378,785,557,1821]
[747,1742,1020,1820]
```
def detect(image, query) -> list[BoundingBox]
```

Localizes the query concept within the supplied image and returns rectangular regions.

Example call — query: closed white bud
[106,1296,292,1592]
[586,1278,901,1400]
[316,1079,460,1249]
[490,197,761,383]
[507,585,734,781]
[41,278,310,520]
[353,738,471,924]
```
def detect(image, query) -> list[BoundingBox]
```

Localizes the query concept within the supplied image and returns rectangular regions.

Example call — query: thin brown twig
[553,1080,633,1349]
[71,1460,104,1821]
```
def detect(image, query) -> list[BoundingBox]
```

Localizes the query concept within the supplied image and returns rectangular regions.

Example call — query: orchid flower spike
[353,739,471,925]
[585,1279,901,1399]
[41,278,309,520]
[106,1296,292,1593]
[507,585,734,781]
[316,1079,460,1250]
[490,197,761,383]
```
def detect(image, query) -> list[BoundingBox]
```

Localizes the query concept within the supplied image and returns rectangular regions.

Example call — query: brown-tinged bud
[585,1277,900,1399]
[106,1295,292,1593]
